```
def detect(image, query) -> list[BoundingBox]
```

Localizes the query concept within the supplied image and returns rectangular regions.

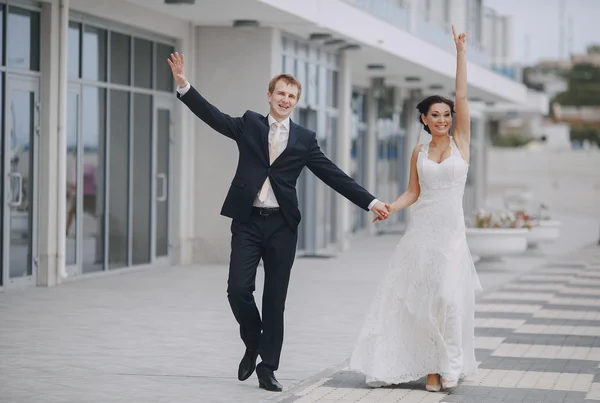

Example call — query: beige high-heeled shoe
[442,378,458,390]
[425,374,441,392]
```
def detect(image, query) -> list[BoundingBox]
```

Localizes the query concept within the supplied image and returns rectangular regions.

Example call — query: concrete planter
[527,220,562,246]
[466,227,529,259]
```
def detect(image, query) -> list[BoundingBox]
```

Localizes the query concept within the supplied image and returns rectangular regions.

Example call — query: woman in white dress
[349,25,481,392]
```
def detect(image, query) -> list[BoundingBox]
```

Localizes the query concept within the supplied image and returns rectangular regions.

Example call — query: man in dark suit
[168,52,389,392]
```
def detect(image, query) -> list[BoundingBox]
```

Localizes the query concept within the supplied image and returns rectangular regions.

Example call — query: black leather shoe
[256,366,283,392]
[238,349,258,381]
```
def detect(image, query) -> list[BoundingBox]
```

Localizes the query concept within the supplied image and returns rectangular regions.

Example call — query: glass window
[285,56,295,76]
[308,64,318,107]
[82,26,107,82]
[7,7,40,71]
[110,32,131,85]
[108,90,130,269]
[133,38,153,89]
[66,92,79,265]
[68,22,81,79]
[131,93,152,265]
[0,6,4,66]
[326,69,339,108]
[0,73,2,284]
[155,43,174,92]
[82,86,107,273]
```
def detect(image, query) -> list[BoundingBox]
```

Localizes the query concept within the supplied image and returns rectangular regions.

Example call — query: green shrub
[492,134,531,148]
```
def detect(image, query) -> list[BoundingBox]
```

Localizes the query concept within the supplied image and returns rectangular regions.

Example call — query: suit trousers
[227,208,297,372]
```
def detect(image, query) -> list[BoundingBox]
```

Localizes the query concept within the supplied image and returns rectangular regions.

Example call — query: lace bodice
[418,137,469,195]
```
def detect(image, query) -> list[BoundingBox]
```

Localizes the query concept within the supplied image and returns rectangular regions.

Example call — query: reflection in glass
[7,7,40,71]
[326,69,339,108]
[155,43,174,92]
[8,89,34,278]
[132,94,151,265]
[82,87,106,273]
[134,38,153,89]
[0,6,4,67]
[0,74,3,285]
[66,92,78,265]
[108,90,129,269]
[156,109,170,257]
[68,22,81,78]
[82,26,107,82]
[110,32,131,85]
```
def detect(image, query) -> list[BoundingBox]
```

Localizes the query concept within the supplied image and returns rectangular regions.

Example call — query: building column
[38,0,65,286]
[334,50,352,251]
[401,89,422,222]
[192,26,280,263]
[171,22,196,266]
[364,78,380,235]
[407,0,419,33]
[473,115,487,210]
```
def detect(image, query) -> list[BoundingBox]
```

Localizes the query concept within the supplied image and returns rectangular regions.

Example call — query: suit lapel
[274,119,298,163]
[259,115,270,163]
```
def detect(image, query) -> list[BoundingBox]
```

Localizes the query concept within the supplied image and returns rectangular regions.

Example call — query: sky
[484,0,600,65]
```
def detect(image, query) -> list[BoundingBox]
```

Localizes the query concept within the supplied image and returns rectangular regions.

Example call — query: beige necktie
[258,122,282,202]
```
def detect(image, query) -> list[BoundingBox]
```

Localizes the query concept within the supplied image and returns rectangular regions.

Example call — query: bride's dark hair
[416,95,456,134]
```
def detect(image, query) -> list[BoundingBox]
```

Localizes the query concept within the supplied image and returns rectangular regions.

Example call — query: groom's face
[267,80,299,121]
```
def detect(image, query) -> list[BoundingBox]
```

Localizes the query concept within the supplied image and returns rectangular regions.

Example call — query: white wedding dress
[350,137,482,386]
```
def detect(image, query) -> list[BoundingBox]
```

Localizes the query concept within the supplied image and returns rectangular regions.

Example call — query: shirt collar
[268,114,289,131]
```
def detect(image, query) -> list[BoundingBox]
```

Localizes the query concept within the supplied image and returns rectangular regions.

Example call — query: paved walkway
[0,211,598,403]
[272,243,600,403]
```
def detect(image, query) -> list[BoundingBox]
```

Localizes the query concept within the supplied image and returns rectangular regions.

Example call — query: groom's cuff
[176,81,191,96]
[368,199,379,210]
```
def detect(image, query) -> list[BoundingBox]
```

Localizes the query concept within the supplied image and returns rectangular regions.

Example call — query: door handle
[156,173,167,202]
[7,172,23,207]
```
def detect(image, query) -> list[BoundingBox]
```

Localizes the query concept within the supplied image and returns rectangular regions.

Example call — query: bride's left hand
[452,24,467,54]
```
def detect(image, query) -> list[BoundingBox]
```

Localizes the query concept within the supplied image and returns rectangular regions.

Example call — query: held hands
[167,52,188,89]
[371,201,392,223]
[451,24,467,54]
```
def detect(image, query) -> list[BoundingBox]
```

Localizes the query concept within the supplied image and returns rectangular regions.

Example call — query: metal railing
[342,0,491,68]
[343,0,410,30]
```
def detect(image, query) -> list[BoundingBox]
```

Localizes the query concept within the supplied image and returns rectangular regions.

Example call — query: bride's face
[422,103,452,137]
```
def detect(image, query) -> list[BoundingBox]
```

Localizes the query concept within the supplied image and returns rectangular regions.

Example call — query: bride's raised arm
[451,24,471,161]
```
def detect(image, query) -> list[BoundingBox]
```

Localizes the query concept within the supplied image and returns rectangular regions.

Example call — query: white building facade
[1,0,527,289]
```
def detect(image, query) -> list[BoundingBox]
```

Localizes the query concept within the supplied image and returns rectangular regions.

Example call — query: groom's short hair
[268,74,302,100]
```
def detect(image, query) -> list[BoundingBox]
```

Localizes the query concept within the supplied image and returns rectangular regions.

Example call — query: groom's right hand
[167,52,188,89]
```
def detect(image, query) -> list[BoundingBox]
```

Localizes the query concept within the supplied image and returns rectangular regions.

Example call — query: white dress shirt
[176,81,379,211]
[253,115,289,208]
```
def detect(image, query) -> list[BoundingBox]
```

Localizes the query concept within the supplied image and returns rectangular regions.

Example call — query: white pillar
[407,0,419,33]
[473,115,486,209]
[364,78,379,235]
[171,22,197,266]
[402,89,422,222]
[38,0,63,286]
[448,0,468,32]
[192,26,279,264]
[335,50,352,251]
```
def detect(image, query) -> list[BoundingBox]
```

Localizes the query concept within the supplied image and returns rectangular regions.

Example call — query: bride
[349,25,482,392]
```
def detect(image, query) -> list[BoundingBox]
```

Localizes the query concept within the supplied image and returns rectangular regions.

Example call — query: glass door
[2,75,39,287]
[152,96,172,264]
[65,86,81,276]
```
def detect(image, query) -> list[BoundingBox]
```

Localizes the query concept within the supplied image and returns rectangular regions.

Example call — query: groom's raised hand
[371,201,390,223]
[167,52,188,88]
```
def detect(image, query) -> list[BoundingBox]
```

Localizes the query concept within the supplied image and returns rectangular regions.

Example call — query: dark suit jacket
[177,85,376,230]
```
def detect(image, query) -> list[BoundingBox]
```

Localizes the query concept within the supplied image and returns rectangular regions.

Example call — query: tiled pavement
[1,211,598,403]
[270,243,600,403]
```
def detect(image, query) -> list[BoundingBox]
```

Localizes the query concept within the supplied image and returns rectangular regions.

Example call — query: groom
[168,52,389,392]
